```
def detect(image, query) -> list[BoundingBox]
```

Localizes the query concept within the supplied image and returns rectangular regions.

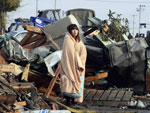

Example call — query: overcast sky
[6,0,150,36]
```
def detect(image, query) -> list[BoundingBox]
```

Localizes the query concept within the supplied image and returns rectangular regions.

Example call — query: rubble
[0,10,150,112]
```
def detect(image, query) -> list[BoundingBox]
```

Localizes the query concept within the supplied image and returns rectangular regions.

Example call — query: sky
[6,0,150,36]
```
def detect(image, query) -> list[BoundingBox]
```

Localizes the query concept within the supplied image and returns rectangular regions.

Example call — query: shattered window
[46,11,55,20]
[15,32,27,42]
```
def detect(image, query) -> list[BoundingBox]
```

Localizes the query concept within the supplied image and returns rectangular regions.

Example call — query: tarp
[107,38,148,66]
[107,38,148,95]
[83,35,110,70]
[5,39,39,63]
[1,39,52,73]
[84,34,148,95]
[31,45,56,58]
[0,34,7,49]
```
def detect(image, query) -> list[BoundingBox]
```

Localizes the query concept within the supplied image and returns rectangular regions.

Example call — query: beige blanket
[60,33,87,103]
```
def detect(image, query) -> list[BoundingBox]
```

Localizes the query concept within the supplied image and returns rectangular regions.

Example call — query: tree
[0,0,21,34]
[100,10,129,42]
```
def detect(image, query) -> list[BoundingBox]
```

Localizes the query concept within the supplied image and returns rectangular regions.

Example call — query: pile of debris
[0,9,150,112]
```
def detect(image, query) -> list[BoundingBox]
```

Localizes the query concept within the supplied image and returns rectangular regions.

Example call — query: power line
[86,0,150,3]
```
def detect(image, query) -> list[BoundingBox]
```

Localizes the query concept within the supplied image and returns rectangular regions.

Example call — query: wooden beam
[0,64,15,73]
[85,72,108,82]
[11,82,34,91]
[20,32,33,46]
[21,64,30,81]
[23,37,46,50]
[14,101,26,106]
[44,33,60,50]
[45,64,60,98]
[22,24,43,34]
[24,34,45,45]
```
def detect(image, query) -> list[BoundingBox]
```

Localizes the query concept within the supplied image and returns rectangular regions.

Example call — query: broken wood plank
[45,64,60,98]
[100,90,111,101]
[23,37,46,50]
[14,101,26,106]
[24,34,45,45]
[0,64,15,73]
[44,33,60,50]
[93,90,104,101]
[115,91,125,101]
[20,32,33,46]
[85,72,108,82]
[122,91,133,101]
[107,90,118,101]
[21,64,30,81]
[11,82,34,91]
[9,63,23,76]
[22,24,43,34]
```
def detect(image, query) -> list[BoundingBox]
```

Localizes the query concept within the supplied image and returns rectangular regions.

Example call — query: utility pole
[132,14,136,36]
[54,0,57,9]
[36,0,38,16]
[137,4,145,35]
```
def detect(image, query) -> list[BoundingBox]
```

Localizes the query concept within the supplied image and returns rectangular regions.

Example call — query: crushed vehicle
[5,30,27,42]
[30,9,61,28]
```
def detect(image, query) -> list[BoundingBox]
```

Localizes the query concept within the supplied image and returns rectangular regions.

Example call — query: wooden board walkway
[83,89,133,107]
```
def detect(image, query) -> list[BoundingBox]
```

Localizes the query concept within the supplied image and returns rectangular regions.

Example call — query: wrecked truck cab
[66,8,95,31]
[30,9,61,28]
[38,9,61,21]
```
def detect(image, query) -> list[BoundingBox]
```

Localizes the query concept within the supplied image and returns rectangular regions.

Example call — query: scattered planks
[22,24,60,50]
[10,82,34,91]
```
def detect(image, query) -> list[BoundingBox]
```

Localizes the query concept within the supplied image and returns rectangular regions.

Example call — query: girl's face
[71,29,79,37]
